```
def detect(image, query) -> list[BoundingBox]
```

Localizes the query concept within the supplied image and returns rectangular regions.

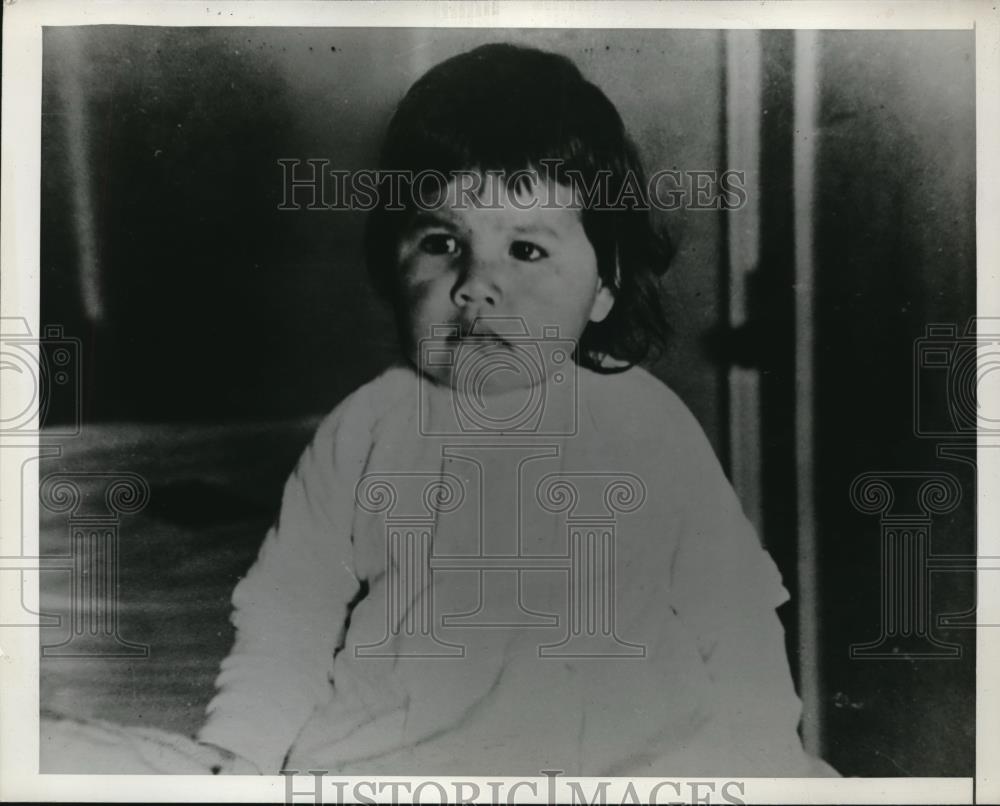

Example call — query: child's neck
[418,366,579,438]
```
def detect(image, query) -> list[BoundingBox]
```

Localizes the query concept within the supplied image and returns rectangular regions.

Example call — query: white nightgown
[199,363,829,776]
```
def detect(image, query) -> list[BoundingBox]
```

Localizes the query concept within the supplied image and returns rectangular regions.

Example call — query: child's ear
[588,281,615,324]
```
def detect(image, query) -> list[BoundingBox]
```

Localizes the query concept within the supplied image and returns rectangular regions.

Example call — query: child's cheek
[398,259,454,324]
[399,252,452,290]
[525,260,584,304]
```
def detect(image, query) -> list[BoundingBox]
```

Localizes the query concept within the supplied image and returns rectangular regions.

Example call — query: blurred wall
[813,30,976,776]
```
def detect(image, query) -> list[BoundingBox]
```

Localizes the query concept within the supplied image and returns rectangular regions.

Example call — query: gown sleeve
[197,392,372,773]
[663,393,835,775]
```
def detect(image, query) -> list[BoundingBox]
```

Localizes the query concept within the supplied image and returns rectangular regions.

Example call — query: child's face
[395,174,614,394]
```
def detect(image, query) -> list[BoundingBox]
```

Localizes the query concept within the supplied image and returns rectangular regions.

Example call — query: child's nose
[451,263,500,308]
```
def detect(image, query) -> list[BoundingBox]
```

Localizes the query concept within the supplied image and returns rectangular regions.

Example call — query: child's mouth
[446,329,513,350]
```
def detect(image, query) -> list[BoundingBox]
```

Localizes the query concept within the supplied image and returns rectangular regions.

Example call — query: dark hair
[364,42,671,372]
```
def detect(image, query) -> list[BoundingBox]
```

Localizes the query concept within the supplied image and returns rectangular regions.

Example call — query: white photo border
[1,1,996,803]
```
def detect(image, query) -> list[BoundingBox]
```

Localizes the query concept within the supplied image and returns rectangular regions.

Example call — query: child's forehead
[413,173,584,231]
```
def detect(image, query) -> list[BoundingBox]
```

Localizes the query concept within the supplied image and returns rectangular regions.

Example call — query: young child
[198,43,835,777]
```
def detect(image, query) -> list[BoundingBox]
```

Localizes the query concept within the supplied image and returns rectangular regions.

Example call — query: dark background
[39,27,976,776]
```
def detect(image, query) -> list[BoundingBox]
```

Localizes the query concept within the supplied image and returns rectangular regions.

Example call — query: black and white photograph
[0,1,996,803]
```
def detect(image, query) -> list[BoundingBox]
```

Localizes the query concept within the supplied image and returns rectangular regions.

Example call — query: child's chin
[465,377,538,399]
[448,366,545,397]
[416,358,546,397]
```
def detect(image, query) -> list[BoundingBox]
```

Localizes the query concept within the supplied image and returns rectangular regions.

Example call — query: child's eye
[510,241,548,262]
[419,233,461,256]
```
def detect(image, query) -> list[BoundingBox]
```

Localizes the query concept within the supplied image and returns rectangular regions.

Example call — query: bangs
[378,44,631,197]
